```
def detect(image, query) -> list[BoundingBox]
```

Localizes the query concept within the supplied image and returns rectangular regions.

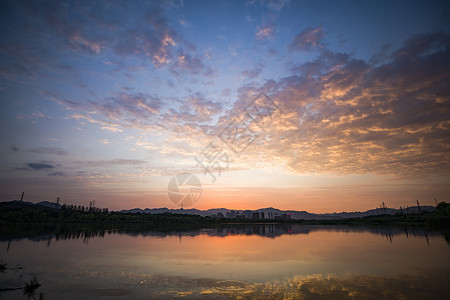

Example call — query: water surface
[1,224,449,299]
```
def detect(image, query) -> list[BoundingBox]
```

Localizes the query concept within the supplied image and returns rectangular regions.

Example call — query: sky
[0,0,449,212]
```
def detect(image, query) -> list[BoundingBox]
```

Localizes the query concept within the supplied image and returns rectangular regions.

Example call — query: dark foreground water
[0,224,449,299]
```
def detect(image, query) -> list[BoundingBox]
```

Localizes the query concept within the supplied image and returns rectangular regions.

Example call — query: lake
[1,224,449,299]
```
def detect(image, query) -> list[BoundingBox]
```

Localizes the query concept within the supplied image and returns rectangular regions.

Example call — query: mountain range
[2,199,435,220]
[119,205,435,220]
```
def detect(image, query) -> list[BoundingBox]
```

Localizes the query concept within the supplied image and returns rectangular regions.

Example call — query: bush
[435,202,450,216]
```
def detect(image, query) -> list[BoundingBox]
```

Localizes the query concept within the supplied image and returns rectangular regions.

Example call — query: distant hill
[35,201,62,209]
[120,205,435,220]
[0,200,61,211]
[0,200,62,210]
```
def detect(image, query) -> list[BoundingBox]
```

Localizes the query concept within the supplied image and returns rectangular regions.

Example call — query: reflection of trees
[0,223,446,246]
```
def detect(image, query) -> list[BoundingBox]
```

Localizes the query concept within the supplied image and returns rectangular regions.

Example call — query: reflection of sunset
[121,230,448,280]
[168,272,450,299]
[2,226,448,299]
[10,226,442,282]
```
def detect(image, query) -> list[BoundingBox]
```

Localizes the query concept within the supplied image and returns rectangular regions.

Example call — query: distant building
[274,213,291,220]
[230,210,236,218]
[251,212,265,219]
[226,212,231,218]
[217,212,225,218]
[244,210,252,219]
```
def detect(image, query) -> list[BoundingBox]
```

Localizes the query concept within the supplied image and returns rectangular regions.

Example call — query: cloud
[110,2,209,74]
[256,24,275,40]
[11,146,19,152]
[240,64,264,79]
[69,113,123,133]
[76,159,148,167]
[25,147,67,156]
[40,1,110,54]
[172,50,210,75]
[46,89,166,133]
[155,94,224,129]
[41,90,84,111]
[186,94,223,122]
[111,6,179,66]
[28,163,55,170]
[246,15,256,23]
[178,19,190,27]
[33,10,448,179]
[266,0,291,11]
[1,0,209,81]
[222,88,232,97]
[216,31,450,177]
[107,91,164,115]
[48,172,65,177]
[245,0,291,12]
[289,26,324,51]
[47,81,227,142]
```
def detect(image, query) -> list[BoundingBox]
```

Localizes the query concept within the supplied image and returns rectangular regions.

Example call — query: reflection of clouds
[7,224,449,298]
[51,268,449,299]
[157,272,449,299]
